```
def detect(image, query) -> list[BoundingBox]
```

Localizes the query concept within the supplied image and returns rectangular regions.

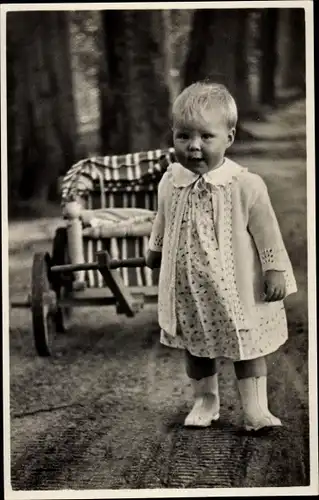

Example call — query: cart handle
[50,254,146,273]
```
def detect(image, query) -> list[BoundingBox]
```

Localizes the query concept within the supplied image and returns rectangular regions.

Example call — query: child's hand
[145,250,162,269]
[264,270,286,302]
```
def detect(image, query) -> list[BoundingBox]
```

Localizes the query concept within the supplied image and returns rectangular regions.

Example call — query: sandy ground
[7,101,315,492]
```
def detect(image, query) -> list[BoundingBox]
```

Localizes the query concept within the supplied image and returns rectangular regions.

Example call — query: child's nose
[188,138,201,151]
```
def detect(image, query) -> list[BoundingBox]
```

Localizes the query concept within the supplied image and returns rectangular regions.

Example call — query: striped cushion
[83,235,159,288]
[61,148,176,208]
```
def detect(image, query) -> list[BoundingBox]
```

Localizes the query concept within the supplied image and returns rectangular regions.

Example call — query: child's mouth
[188,157,204,162]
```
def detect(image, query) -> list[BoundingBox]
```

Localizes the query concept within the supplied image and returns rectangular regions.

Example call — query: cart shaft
[51,255,146,273]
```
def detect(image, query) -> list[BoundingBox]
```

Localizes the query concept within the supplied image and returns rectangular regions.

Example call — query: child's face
[173,108,235,174]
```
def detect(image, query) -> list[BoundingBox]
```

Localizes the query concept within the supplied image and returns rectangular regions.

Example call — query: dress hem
[159,336,288,362]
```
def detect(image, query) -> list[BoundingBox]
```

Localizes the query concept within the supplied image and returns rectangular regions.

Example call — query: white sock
[184,374,220,427]
[237,376,282,431]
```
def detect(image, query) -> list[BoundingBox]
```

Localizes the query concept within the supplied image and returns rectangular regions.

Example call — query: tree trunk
[234,11,255,118]
[99,10,171,155]
[259,8,279,106]
[183,9,256,137]
[277,9,291,91]
[184,10,239,89]
[277,8,305,92]
[7,11,78,206]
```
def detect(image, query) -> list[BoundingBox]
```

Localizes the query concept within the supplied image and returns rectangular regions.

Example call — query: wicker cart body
[11,148,176,356]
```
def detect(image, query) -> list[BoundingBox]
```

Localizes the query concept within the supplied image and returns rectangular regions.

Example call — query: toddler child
[146,81,297,431]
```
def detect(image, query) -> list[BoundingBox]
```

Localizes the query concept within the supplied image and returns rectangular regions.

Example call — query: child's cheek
[174,148,186,165]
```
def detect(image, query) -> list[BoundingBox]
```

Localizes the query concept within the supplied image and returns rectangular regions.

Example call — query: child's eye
[202,133,214,140]
[176,133,188,140]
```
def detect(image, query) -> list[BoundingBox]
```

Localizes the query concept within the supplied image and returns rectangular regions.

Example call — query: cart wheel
[31,252,57,356]
[51,227,74,333]
[55,283,73,333]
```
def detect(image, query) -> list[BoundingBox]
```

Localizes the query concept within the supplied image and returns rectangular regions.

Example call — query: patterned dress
[160,175,288,361]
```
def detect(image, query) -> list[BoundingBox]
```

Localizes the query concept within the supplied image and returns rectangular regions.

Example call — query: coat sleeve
[247,175,293,273]
[148,171,168,252]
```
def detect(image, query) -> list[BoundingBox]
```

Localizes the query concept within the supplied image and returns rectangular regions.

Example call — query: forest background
[6,7,306,216]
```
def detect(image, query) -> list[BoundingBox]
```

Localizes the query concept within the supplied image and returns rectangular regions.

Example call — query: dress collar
[171,158,247,188]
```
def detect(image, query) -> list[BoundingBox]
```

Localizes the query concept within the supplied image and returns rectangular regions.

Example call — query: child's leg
[234,356,267,379]
[185,350,218,379]
[234,356,282,431]
[184,351,220,427]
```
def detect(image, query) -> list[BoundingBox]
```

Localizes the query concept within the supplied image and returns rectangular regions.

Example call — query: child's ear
[227,127,236,147]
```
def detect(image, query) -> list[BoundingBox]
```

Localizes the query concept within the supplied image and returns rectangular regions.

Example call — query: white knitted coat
[148,158,297,337]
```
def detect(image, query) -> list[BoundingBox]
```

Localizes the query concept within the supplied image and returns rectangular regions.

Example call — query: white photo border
[1,1,317,498]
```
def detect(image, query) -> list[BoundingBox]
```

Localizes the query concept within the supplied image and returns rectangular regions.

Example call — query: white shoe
[237,376,282,431]
[184,374,220,427]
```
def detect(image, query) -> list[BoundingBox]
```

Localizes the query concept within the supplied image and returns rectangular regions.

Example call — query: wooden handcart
[11,148,175,356]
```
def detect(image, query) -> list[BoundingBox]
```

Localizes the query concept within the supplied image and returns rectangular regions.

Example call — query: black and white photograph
[1,1,317,497]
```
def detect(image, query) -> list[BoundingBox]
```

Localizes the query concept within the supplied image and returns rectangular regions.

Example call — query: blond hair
[172,82,238,129]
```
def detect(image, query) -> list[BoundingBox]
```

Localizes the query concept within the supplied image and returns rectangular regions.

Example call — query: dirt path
[7,113,312,491]
[9,297,309,490]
